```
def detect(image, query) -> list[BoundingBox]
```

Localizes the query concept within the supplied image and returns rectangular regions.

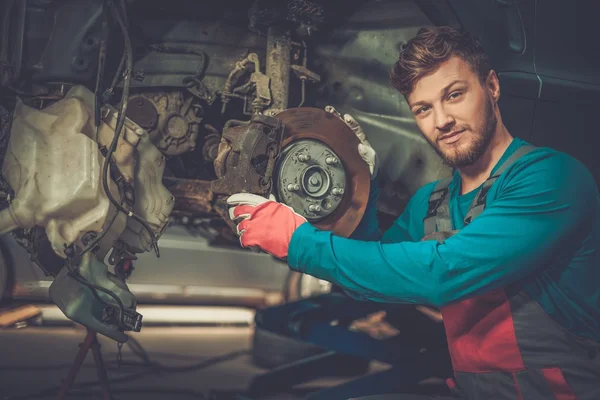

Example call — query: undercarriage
[0,0,448,341]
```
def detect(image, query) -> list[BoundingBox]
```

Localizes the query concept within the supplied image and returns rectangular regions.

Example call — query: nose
[434,107,455,132]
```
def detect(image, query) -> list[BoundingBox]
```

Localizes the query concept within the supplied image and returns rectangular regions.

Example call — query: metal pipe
[265,26,291,114]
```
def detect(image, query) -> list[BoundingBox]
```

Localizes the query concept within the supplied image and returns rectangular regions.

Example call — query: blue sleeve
[288,152,596,307]
[350,175,382,242]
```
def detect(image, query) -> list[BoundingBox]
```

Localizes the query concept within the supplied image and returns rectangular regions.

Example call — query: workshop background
[0,0,599,399]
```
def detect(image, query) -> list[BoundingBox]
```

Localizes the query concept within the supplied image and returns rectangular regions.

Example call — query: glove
[227,193,307,259]
[325,106,379,180]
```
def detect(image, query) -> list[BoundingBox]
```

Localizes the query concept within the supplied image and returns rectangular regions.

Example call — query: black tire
[251,326,324,369]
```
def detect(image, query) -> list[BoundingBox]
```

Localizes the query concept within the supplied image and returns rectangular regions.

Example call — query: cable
[102,0,160,258]
[69,270,128,329]
[126,334,153,365]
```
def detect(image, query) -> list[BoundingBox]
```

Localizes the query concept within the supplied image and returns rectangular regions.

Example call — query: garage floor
[0,304,390,400]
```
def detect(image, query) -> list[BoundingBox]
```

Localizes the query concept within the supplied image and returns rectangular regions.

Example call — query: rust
[163,177,214,216]
[275,107,370,238]
[211,113,284,197]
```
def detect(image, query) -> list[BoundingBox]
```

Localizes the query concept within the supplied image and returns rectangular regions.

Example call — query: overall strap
[464,145,536,225]
[423,177,452,236]
[423,144,537,235]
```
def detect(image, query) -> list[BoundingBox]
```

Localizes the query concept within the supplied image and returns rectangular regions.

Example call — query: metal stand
[57,329,113,400]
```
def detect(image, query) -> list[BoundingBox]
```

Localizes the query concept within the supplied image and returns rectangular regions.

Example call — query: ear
[486,70,501,103]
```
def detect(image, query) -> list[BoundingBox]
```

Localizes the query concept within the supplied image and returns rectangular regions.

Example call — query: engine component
[127,91,202,156]
[163,177,214,217]
[25,0,106,85]
[49,251,141,343]
[275,107,370,237]
[212,113,284,197]
[265,27,292,115]
[116,130,174,254]
[275,139,346,221]
[12,227,67,277]
[221,53,272,115]
[123,45,208,90]
[0,96,127,257]
[202,132,221,163]
[0,85,172,341]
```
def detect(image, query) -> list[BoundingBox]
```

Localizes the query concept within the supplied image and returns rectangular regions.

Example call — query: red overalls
[422,146,600,399]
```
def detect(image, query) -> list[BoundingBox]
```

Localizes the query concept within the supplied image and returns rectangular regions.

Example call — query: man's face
[407,56,498,168]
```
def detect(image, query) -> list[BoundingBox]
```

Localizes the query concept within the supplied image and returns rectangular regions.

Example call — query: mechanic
[227,26,600,399]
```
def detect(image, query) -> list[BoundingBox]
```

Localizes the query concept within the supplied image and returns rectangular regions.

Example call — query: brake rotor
[274,107,370,237]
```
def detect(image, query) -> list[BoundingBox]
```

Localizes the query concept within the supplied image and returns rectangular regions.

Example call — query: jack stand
[57,329,113,400]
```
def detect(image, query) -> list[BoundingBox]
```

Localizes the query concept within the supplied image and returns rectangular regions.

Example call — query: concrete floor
[0,305,386,400]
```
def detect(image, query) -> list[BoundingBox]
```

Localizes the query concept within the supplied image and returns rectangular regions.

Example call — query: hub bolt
[325,156,339,165]
[298,154,311,162]
[287,183,300,191]
[308,204,322,212]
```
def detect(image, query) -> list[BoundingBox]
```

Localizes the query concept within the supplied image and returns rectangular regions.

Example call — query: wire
[96,0,160,258]
[68,270,128,329]
[126,334,153,365]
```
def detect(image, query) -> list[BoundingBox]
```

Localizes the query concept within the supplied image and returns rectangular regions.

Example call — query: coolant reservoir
[0,97,122,257]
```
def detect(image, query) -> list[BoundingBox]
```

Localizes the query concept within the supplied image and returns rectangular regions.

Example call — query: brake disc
[274,108,370,237]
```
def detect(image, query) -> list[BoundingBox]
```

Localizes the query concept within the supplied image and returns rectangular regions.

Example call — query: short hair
[390,26,491,97]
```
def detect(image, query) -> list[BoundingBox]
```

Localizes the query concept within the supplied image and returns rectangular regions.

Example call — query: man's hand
[325,106,379,180]
[227,193,307,259]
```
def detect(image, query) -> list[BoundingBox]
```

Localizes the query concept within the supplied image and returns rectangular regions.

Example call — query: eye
[448,91,463,100]
[415,105,431,115]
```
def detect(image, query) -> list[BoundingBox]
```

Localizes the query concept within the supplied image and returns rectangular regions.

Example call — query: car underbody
[0,0,450,341]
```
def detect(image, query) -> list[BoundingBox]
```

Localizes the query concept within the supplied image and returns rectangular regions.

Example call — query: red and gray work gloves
[227,106,378,259]
[227,194,307,259]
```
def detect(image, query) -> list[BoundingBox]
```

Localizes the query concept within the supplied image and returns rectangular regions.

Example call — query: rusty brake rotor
[274,107,370,237]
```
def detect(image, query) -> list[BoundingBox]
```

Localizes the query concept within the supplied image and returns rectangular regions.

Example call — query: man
[228,27,600,399]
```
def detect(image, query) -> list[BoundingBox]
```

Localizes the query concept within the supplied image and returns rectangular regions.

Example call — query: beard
[428,97,497,169]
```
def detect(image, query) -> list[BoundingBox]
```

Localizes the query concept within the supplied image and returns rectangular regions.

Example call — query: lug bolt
[298,154,311,162]
[325,156,338,165]
[308,204,322,212]
[287,183,300,191]
[332,187,345,196]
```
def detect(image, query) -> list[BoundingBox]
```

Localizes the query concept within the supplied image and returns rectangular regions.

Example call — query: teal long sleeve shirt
[288,138,600,341]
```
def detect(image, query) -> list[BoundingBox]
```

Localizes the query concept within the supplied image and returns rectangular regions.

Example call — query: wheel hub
[273,107,370,237]
[275,139,346,221]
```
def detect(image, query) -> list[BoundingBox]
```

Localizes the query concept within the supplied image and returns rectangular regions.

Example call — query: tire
[251,326,324,369]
